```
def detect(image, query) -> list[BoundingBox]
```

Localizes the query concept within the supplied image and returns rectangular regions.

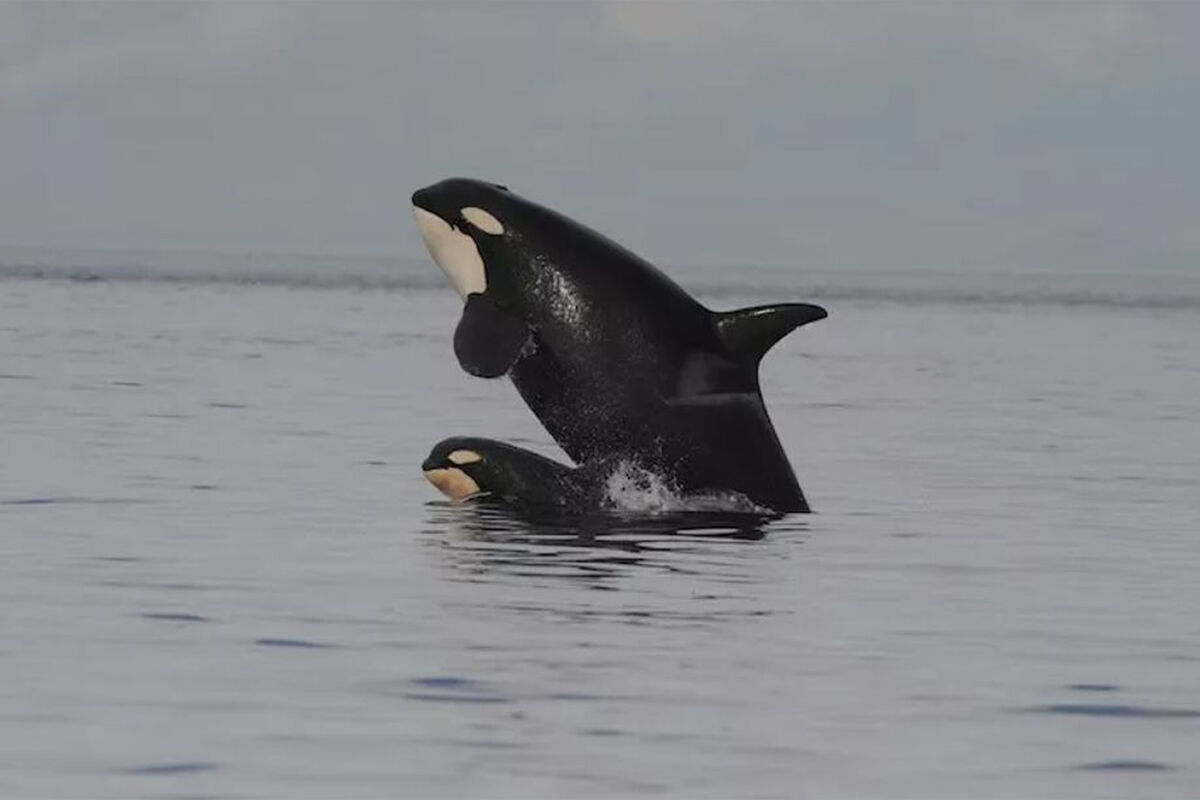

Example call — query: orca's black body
[412,178,826,512]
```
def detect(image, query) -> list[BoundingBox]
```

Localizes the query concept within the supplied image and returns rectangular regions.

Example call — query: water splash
[600,460,767,514]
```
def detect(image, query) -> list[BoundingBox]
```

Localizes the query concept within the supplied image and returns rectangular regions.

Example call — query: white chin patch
[461,207,505,235]
[424,467,483,501]
[413,206,487,299]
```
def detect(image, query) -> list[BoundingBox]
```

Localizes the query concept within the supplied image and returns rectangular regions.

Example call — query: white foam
[600,459,767,514]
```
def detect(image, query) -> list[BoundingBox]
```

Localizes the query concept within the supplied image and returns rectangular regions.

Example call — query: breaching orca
[412,178,826,512]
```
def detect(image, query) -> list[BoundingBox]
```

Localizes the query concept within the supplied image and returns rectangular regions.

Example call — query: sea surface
[2,254,1199,798]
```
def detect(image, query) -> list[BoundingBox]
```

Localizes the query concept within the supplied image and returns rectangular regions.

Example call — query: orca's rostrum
[412,178,826,513]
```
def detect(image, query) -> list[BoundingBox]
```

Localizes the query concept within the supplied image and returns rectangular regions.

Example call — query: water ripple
[1076,760,1173,771]
[141,612,212,623]
[121,762,219,776]
[1023,704,1200,719]
[363,676,512,705]
[253,638,339,650]
[1,496,155,506]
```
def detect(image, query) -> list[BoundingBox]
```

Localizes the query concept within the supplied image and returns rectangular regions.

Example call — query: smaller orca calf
[422,437,607,510]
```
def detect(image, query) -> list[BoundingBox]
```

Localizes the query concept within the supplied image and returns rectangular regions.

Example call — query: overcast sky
[1,1,1197,273]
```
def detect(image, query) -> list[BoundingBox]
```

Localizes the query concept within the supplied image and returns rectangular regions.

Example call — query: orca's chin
[423,467,484,502]
[412,206,487,299]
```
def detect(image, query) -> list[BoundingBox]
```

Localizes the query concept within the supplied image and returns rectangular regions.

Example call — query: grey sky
[1,1,1196,273]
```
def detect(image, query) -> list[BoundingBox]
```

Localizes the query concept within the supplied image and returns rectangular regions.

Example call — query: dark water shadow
[1076,760,1173,772]
[119,761,219,776]
[253,637,341,650]
[0,496,156,507]
[1021,703,1200,719]
[421,500,807,586]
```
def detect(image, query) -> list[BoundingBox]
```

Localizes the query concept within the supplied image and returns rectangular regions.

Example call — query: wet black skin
[423,437,607,510]
[413,178,826,513]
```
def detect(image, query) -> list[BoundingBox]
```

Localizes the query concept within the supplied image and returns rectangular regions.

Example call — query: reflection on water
[423,498,794,540]
[421,500,806,581]
[362,503,810,734]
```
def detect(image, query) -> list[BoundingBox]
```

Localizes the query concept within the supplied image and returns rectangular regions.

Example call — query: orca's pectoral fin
[714,302,827,366]
[453,293,532,378]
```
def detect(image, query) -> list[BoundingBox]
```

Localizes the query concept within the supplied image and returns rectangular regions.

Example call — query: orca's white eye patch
[448,449,483,465]
[461,207,505,236]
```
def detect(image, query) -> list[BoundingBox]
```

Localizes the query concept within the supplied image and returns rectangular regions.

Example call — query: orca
[412,178,826,512]
[422,437,607,510]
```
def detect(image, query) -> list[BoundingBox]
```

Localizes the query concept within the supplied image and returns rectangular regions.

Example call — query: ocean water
[2,259,1199,799]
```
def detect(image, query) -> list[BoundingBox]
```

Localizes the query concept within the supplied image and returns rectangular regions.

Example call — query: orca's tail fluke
[714,303,827,366]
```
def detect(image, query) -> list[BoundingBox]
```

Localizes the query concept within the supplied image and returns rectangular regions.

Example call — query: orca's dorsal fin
[714,303,827,366]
